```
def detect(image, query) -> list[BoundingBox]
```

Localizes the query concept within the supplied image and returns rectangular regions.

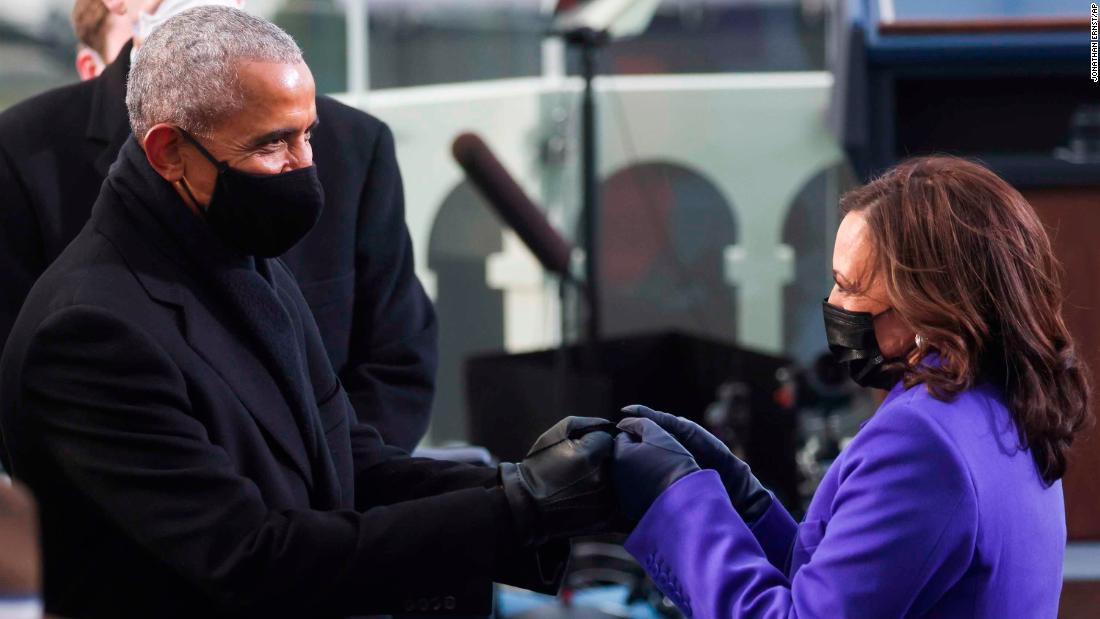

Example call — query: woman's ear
[873,309,917,361]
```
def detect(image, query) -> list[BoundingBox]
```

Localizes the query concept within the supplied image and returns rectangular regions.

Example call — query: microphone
[452,132,576,281]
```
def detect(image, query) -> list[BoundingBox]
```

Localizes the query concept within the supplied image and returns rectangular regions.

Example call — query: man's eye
[257,139,285,153]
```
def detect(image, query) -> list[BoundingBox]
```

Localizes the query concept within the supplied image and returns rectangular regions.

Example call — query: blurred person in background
[0,0,437,467]
[0,477,41,619]
[610,157,1090,618]
[72,0,138,80]
[0,8,618,617]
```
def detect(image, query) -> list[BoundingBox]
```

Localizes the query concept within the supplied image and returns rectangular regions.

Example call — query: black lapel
[205,260,326,473]
[177,286,317,488]
[86,39,135,177]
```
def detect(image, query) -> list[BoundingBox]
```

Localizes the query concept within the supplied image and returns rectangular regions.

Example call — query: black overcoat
[0,138,562,618]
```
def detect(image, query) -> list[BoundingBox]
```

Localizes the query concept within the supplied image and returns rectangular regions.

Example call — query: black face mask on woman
[822,299,904,390]
[177,129,324,257]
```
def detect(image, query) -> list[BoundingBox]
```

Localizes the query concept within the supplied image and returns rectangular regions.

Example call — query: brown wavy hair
[841,156,1091,482]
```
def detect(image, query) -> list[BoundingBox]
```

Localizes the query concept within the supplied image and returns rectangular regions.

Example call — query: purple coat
[625,380,1066,618]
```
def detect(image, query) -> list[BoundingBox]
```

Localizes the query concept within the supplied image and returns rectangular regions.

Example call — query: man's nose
[826,285,840,307]
[287,140,313,170]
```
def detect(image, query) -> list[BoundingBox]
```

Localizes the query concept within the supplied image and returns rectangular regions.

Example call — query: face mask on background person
[821,298,906,390]
[134,0,241,42]
[176,129,325,258]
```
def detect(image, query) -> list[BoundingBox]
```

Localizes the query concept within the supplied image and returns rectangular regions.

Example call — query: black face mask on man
[822,299,905,390]
[177,129,324,257]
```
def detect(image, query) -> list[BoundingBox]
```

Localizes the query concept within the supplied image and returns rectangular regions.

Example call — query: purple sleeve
[749,494,798,573]
[624,405,978,619]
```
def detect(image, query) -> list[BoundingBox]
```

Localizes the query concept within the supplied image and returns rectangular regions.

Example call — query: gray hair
[126,6,303,140]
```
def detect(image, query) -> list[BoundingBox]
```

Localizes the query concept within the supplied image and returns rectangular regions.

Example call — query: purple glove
[612,417,700,523]
[621,404,772,523]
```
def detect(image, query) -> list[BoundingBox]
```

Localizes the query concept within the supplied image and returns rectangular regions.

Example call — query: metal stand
[564,27,609,357]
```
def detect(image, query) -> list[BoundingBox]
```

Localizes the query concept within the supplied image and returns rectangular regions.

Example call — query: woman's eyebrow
[833,269,860,290]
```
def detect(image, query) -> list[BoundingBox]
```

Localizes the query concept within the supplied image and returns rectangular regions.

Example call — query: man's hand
[612,417,700,523]
[499,417,616,548]
[0,478,40,595]
[621,404,773,523]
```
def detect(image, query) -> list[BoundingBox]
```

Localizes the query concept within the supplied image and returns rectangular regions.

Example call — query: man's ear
[142,124,187,182]
[75,48,104,81]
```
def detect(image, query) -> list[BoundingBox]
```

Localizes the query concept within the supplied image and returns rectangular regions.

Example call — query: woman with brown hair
[610,156,1091,617]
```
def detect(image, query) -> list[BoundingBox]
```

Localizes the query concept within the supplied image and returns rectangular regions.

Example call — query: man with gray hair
[0,0,436,469]
[0,7,618,618]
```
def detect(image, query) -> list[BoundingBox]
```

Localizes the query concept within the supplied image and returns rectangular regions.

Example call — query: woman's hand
[612,417,700,523]
[621,405,773,523]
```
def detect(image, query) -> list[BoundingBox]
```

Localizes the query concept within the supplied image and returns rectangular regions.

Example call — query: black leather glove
[612,417,700,523]
[621,404,772,523]
[499,417,617,548]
